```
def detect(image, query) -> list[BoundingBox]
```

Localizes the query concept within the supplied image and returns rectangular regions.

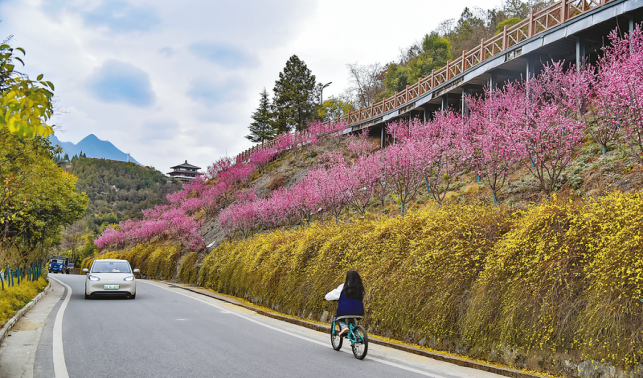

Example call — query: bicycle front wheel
[351,325,368,360]
[331,322,343,351]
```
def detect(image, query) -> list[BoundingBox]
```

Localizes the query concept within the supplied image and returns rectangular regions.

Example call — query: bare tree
[436,19,455,37]
[60,222,85,264]
[346,62,386,108]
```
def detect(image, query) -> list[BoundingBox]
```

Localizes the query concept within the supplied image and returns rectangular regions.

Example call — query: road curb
[170,283,544,378]
[0,282,51,347]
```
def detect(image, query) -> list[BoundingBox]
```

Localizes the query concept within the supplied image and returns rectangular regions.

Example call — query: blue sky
[0,0,501,172]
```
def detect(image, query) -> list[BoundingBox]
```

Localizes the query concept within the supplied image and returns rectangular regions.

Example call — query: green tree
[447,7,488,58]
[317,96,353,121]
[378,32,452,101]
[496,17,522,34]
[502,0,531,19]
[246,88,275,144]
[421,32,453,69]
[272,55,317,133]
[0,43,55,138]
[0,129,87,264]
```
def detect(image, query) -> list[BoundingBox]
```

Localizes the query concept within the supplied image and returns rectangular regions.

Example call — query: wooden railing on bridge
[238,0,614,162]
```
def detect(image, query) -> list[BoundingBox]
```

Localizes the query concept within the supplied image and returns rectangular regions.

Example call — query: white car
[83,259,140,299]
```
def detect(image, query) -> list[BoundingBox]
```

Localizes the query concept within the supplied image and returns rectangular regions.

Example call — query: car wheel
[129,293,136,299]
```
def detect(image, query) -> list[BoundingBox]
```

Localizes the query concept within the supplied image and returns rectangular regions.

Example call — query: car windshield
[91,261,131,273]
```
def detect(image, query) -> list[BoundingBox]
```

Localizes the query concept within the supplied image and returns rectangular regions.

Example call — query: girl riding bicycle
[324,270,365,336]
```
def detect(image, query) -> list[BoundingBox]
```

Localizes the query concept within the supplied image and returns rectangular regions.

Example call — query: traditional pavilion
[168,160,201,183]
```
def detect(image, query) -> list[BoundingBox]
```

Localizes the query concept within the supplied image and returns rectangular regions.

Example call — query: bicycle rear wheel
[351,325,368,360]
[331,321,343,351]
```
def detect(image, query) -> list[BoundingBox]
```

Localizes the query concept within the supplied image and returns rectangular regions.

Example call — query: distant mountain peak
[49,134,141,165]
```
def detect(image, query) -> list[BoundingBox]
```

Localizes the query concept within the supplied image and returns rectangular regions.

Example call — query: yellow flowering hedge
[463,192,643,367]
[200,202,515,343]
[178,252,199,285]
[81,243,181,280]
[0,277,48,326]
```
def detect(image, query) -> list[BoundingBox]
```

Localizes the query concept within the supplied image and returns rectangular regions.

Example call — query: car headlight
[123,275,135,282]
[88,275,100,281]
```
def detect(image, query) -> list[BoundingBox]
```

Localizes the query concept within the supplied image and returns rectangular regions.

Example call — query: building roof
[170,160,201,170]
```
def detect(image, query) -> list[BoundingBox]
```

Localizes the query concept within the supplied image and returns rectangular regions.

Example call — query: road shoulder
[0,279,63,378]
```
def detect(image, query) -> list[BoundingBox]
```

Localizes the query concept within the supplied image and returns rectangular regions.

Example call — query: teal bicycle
[330,315,369,359]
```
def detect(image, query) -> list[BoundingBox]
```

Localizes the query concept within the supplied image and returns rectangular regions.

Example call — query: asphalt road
[34,275,502,378]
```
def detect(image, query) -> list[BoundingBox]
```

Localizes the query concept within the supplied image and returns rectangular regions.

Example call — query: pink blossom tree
[344,154,382,215]
[595,25,643,161]
[516,63,586,194]
[381,143,425,215]
[308,166,349,222]
[346,129,373,157]
[467,84,525,203]
[409,111,470,206]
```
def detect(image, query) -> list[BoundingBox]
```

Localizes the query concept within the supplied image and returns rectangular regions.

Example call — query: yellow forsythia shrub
[462,197,586,358]
[178,252,200,285]
[574,191,643,367]
[199,202,513,343]
[0,277,48,325]
[82,243,182,280]
[197,193,643,371]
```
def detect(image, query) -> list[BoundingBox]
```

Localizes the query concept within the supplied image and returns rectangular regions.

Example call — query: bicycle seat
[335,315,363,321]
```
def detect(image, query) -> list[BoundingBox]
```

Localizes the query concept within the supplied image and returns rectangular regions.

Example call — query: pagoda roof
[171,160,201,170]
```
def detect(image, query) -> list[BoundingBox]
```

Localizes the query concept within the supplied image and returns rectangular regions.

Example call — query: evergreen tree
[272,55,317,133]
[246,88,276,144]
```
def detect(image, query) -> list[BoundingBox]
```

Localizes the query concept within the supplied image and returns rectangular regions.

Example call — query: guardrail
[237,0,614,162]
[337,0,611,125]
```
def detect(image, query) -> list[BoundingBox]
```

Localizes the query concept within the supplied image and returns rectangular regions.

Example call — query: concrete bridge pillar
[628,16,635,53]
[461,88,470,116]
[575,38,586,71]
[441,93,449,111]
[526,58,536,82]
[488,72,497,91]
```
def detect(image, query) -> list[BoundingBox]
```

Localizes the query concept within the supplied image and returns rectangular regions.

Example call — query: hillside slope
[59,157,182,265]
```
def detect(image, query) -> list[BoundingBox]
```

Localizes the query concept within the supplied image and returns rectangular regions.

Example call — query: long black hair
[343,270,365,301]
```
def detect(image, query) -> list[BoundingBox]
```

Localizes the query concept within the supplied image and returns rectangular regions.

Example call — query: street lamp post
[320,82,332,104]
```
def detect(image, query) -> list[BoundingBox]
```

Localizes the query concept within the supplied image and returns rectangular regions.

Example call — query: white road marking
[49,277,71,378]
[143,281,444,378]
